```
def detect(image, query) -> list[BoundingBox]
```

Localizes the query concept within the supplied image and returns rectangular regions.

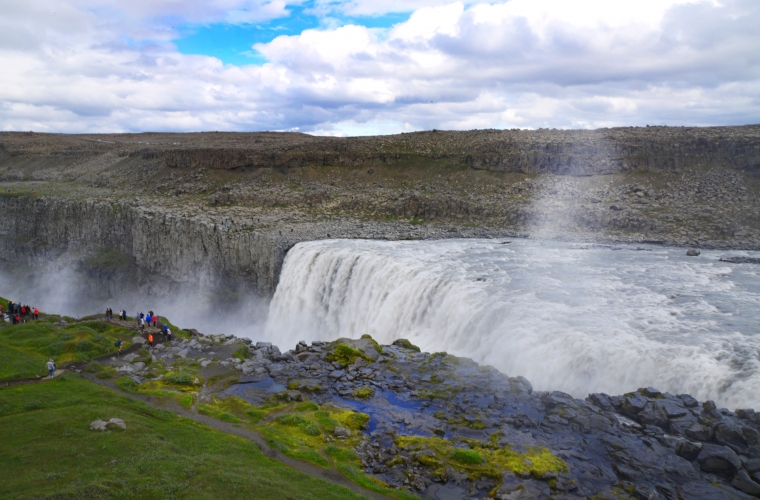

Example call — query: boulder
[732,470,760,497]
[744,458,760,473]
[132,336,146,345]
[686,249,701,256]
[675,440,702,461]
[697,444,741,473]
[90,419,108,431]
[177,349,189,359]
[715,421,750,452]
[90,418,126,431]
[685,422,714,442]
[286,390,303,402]
[334,427,351,439]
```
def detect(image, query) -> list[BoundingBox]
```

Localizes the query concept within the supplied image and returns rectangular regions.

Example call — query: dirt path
[79,371,390,500]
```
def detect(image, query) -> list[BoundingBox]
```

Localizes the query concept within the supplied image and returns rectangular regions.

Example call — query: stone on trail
[132,337,146,345]
[286,390,303,402]
[177,349,189,359]
[686,249,701,256]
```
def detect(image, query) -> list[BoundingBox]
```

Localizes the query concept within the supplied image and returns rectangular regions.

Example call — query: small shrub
[164,373,194,386]
[245,408,265,422]
[451,448,483,465]
[293,401,319,412]
[24,400,42,410]
[116,377,138,392]
[277,414,307,426]
[303,422,321,436]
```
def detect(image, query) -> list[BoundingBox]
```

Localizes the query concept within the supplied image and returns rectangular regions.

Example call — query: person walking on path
[166,327,172,343]
[148,333,154,348]
[47,359,56,378]
[115,338,123,358]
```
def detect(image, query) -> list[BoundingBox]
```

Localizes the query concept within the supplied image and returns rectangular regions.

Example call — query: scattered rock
[90,418,126,431]
[333,427,351,439]
[697,444,742,473]
[686,249,701,256]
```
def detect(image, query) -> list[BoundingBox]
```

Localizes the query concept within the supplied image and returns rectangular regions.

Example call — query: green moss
[393,339,421,352]
[451,449,483,465]
[396,434,566,489]
[326,343,373,368]
[353,386,374,399]
[233,345,249,361]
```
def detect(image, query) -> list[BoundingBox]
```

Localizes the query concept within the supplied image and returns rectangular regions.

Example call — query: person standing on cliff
[152,315,157,328]
[34,307,39,320]
[165,327,172,343]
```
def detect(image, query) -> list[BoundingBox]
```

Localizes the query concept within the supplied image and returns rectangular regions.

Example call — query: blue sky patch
[173,5,409,66]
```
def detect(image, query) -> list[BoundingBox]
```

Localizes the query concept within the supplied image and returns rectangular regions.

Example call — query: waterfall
[265,238,760,409]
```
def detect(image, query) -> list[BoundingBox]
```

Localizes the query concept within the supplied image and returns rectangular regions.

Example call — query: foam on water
[266,238,760,409]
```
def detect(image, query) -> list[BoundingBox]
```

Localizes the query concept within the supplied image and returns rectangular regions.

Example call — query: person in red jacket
[34,308,39,320]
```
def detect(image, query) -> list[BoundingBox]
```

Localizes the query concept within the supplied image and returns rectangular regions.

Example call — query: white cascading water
[265,238,760,410]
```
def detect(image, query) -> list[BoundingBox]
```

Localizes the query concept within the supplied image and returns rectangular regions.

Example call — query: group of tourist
[2,301,39,324]
[137,310,159,329]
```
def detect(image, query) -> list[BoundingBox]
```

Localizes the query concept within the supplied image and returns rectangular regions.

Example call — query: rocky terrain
[1,126,759,300]
[93,326,760,500]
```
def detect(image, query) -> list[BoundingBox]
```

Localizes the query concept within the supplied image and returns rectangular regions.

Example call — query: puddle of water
[223,376,287,400]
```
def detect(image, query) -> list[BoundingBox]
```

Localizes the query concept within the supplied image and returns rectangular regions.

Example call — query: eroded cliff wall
[0,196,287,297]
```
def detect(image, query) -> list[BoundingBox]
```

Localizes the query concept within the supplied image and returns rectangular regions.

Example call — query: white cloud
[0,0,758,133]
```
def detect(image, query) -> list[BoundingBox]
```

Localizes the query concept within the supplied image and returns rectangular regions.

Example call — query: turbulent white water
[266,238,760,410]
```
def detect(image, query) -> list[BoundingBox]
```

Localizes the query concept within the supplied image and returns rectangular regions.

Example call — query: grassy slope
[0,313,134,380]
[0,374,365,500]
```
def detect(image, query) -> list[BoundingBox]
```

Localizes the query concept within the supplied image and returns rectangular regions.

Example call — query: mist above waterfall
[266,238,760,409]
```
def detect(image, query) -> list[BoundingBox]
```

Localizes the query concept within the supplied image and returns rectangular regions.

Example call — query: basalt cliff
[0,126,759,301]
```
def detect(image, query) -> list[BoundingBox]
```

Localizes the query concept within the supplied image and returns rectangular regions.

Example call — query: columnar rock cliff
[1,126,759,300]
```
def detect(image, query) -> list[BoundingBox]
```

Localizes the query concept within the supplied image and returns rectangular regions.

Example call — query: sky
[0,0,759,135]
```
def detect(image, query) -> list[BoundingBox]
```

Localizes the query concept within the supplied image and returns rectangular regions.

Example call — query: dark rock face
[158,332,760,500]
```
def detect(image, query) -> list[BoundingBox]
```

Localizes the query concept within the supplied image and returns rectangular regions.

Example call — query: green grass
[0,320,134,380]
[0,374,366,499]
[193,395,415,499]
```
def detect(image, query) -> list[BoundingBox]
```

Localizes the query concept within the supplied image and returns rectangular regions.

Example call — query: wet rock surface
[105,331,760,499]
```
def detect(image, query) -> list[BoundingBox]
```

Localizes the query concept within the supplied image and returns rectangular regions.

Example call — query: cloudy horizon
[1,0,759,136]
